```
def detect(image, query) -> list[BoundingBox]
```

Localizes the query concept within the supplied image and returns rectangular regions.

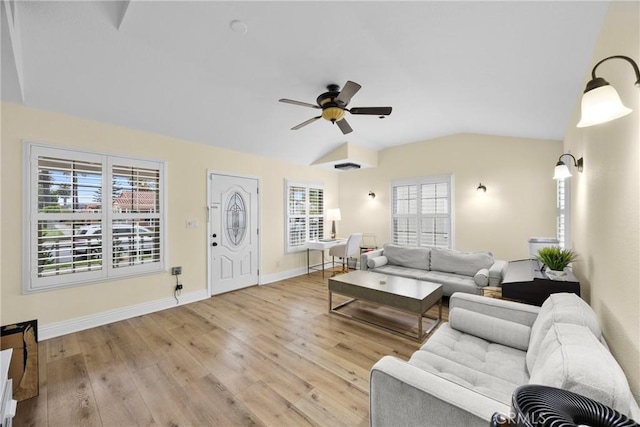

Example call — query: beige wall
[0,103,339,326]
[337,134,562,261]
[563,1,640,399]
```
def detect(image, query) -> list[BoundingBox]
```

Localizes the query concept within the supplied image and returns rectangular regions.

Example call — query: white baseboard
[260,261,342,285]
[39,289,209,340]
[260,266,308,284]
[40,260,362,340]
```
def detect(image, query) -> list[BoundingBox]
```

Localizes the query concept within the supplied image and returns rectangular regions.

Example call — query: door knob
[212,233,217,238]
[212,242,218,247]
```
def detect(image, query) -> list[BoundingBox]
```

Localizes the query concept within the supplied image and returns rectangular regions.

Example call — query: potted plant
[536,246,578,280]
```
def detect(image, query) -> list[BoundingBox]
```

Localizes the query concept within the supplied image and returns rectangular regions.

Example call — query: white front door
[208,173,259,295]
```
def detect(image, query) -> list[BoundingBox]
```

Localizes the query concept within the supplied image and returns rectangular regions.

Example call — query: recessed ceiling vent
[334,162,361,171]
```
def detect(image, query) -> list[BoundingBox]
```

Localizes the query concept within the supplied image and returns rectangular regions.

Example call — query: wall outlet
[171,266,182,275]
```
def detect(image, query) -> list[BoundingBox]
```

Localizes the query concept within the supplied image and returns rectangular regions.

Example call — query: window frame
[284,179,324,253]
[23,142,167,293]
[556,177,571,249]
[390,174,455,249]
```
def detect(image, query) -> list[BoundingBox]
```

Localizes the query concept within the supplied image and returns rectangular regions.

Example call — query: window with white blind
[285,180,324,253]
[23,143,165,293]
[391,175,453,248]
[556,178,571,249]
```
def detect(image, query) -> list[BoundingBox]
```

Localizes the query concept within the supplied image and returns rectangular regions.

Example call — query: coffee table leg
[419,297,443,340]
[328,290,332,313]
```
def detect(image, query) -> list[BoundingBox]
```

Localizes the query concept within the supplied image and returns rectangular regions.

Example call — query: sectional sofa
[369,293,640,426]
[360,244,508,296]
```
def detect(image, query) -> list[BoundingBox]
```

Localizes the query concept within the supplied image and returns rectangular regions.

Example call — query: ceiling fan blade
[279,98,320,109]
[291,116,321,130]
[335,81,361,105]
[349,106,393,115]
[336,118,353,134]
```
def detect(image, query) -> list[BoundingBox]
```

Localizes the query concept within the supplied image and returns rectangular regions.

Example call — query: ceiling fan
[279,81,392,135]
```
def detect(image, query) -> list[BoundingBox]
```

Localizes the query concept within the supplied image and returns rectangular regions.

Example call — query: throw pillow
[367,256,388,269]
[473,268,490,286]
[449,307,531,350]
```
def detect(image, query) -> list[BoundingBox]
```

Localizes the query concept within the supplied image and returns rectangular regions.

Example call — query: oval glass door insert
[225,191,247,246]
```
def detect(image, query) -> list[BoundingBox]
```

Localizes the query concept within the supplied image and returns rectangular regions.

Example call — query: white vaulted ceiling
[1,1,608,165]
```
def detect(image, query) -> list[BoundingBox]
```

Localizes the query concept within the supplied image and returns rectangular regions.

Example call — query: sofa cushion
[473,268,490,286]
[449,307,531,351]
[382,244,430,270]
[369,265,424,280]
[367,255,388,269]
[529,323,637,418]
[431,248,494,277]
[526,293,600,373]
[421,271,480,296]
[412,323,528,404]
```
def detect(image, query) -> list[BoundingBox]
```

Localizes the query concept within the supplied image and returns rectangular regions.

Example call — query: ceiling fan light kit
[279,81,392,135]
[321,106,345,122]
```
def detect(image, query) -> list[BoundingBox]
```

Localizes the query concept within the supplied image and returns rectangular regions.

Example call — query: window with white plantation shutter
[24,143,165,293]
[110,160,162,275]
[285,180,324,253]
[556,178,570,249]
[391,175,453,248]
[392,184,418,246]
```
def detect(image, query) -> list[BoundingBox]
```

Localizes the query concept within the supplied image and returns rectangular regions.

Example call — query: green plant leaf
[536,247,578,271]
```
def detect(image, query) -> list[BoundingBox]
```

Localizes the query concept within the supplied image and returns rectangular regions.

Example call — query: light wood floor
[14,270,448,427]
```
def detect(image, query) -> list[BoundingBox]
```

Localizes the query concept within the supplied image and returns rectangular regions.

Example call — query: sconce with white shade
[326,208,341,239]
[577,55,640,128]
[476,183,487,193]
[368,190,376,199]
[553,153,584,180]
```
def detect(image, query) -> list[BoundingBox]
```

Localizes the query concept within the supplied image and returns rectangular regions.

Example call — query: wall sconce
[553,153,584,180]
[476,183,487,193]
[368,190,376,199]
[577,55,640,127]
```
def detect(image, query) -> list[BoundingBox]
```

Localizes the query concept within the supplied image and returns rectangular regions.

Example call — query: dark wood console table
[502,259,580,306]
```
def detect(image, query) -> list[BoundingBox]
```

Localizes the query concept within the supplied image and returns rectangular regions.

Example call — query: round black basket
[508,385,639,427]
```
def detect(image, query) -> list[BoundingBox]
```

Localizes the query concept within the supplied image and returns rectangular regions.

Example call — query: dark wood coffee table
[328,270,442,342]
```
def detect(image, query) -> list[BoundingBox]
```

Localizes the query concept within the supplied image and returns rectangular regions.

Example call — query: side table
[482,286,502,299]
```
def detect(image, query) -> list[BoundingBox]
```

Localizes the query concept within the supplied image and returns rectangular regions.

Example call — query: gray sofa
[370,293,640,426]
[361,244,508,296]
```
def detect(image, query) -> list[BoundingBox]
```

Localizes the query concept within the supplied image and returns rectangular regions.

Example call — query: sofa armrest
[489,260,508,286]
[370,356,510,427]
[360,248,384,271]
[450,292,540,327]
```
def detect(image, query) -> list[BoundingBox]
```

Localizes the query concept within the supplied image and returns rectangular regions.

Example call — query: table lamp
[326,208,341,239]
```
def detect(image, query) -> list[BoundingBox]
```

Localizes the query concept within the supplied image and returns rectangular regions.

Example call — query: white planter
[545,268,568,281]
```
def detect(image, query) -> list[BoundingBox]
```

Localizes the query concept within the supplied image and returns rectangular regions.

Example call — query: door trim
[206,169,262,297]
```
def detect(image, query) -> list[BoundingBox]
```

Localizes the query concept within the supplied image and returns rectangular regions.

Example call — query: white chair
[329,233,363,274]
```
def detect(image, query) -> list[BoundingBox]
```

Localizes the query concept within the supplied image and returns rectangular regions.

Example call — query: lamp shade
[326,208,341,221]
[577,84,632,128]
[553,162,572,180]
